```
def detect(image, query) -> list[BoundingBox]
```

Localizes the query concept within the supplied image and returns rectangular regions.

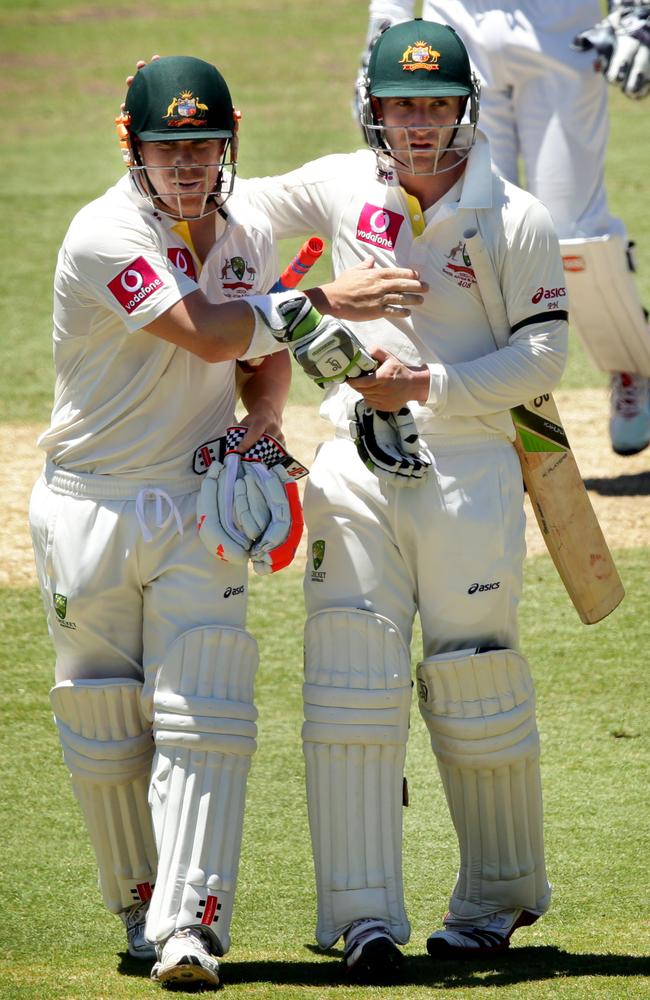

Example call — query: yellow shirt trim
[171,221,201,274]
[403,191,425,237]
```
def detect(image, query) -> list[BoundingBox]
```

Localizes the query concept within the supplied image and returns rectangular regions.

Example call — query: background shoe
[344,918,405,983]
[427,908,539,958]
[120,900,156,961]
[150,927,220,989]
[609,372,650,455]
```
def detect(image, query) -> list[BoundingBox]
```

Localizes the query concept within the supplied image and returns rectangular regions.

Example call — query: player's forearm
[238,350,292,425]
[145,289,260,362]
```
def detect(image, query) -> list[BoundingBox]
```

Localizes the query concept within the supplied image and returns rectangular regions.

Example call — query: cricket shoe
[150,927,221,990]
[120,900,156,961]
[343,918,405,983]
[609,372,650,455]
[427,907,539,958]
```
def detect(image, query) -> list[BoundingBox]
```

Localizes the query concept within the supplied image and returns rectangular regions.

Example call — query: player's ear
[370,95,384,122]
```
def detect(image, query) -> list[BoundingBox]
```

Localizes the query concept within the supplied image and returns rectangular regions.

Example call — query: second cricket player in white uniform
[29,55,426,991]
[357,1,650,455]
[241,20,569,980]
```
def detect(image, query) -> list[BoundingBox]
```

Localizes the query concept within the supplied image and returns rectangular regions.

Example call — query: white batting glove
[573,2,650,99]
[196,427,307,573]
[252,295,377,386]
[350,399,431,487]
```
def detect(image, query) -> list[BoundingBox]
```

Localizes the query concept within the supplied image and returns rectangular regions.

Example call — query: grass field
[1,1,649,998]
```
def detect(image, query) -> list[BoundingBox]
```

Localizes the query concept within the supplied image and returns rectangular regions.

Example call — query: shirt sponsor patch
[107,256,164,314]
[167,247,197,281]
[356,203,404,251]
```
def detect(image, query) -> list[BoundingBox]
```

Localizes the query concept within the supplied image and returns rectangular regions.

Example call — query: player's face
[138,139,226,218]
[378,95,464,174]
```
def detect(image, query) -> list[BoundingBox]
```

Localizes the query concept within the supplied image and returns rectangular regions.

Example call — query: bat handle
[269,236,325,292]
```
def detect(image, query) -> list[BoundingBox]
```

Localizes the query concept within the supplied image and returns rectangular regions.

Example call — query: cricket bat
[463,225,624,625]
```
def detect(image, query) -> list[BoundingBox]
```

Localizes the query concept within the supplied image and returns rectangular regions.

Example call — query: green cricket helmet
[119,56,238,218]
[358,19,481,175]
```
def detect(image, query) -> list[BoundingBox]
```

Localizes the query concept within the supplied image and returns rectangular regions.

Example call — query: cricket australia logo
[54,592,77,630]
[400,41,441,73]
[221,255,256,296]
[443,240,476,289]
[311,540,326,582]
[164,90,209,128]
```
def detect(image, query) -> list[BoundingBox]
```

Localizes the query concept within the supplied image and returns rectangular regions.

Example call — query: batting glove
[573,2,650,99]
[351,399,431,487]
[196,427,307,573]
[252,295,377,386]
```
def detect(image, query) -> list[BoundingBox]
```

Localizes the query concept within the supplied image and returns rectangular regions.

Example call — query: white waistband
[44,461,200,501]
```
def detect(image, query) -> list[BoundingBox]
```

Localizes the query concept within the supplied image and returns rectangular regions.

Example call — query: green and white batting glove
[252,294,377,387]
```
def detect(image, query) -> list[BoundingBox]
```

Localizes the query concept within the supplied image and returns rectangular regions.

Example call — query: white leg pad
[416,648,551,921]
[50,678,157,913]
[302,608,412,948]
[146,626,258,954]
[560,235,650,376]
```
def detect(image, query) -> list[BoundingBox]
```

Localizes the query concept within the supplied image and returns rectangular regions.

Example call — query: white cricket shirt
[39,176,278,482]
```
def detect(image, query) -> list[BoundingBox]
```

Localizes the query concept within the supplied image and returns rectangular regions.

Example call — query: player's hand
[348,347,431,411]
[573,2,650,99]
[119,55,161,112]
[126,55,160,87]
[314,257,428,321]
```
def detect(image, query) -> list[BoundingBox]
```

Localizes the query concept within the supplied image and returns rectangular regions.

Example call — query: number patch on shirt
[107,256,164,314]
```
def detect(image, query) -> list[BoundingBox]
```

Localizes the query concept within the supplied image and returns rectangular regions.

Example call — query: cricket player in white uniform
[356,1,650,456]
[28,55,426,991]
[241,20,569,980]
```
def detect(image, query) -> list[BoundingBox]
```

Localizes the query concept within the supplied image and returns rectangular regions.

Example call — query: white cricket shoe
[343,918,404,983]
[120,901,156,961]
[150,927,220,990]
[427,907,539,957]
[609,372,650,455]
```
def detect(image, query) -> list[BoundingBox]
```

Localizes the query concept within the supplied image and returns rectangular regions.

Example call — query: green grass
[1,550,649,998]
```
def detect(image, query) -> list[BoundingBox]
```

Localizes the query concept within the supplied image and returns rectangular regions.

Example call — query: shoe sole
[346,936,405,983]
[152,957,220,989]
[427,909,539,959]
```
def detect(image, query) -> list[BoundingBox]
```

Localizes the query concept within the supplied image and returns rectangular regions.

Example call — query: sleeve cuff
[426,363,448,412]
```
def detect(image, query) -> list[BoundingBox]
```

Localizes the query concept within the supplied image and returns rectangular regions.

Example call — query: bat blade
[512,394,624,624]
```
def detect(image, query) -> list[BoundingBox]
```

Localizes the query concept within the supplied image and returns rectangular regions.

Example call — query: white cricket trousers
[29,467,248,720]
[303,435,526,655]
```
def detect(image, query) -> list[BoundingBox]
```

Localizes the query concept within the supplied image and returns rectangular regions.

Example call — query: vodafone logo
[107,256,163,314]
[532,285,566,304]
[356,203,404,251]
[168,247,197,281]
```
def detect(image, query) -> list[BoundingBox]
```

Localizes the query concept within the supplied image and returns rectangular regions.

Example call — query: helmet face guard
[129,137,237,220]
[358,19,481,176]
[358,82,480,177]
[119,55,238,219]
